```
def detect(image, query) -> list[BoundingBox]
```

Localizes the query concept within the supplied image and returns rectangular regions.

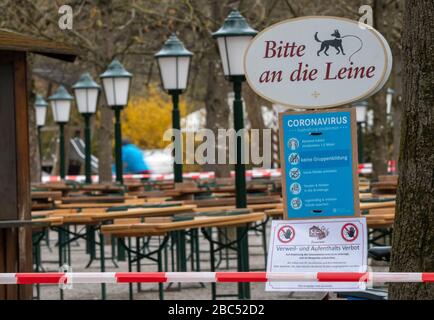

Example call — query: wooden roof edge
[0,29,78,62]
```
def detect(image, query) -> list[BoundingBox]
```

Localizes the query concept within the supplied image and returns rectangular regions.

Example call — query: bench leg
[136,237,141,292]
[208,229,217,300]
[99,230,106,300]
[58,228,64,300]
[194,229,201,272]
[158,248,164,300]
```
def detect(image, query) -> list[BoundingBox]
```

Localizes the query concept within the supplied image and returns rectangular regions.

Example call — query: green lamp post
[100,59,132,184]
[35,94,48,164]
[48,85,73,180]
[72,73,100,184]
[155,33,193,184]
[354,100,369,164]
[213,10,257,209]
[213,9,257,300]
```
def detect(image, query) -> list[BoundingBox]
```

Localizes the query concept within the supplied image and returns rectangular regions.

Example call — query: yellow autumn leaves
[122,86,187,149]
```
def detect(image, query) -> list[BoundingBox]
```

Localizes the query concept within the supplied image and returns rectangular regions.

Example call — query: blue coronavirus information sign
[279,108,359,219]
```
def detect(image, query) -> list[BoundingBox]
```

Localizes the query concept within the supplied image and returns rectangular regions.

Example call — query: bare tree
[2,0,404,181]
[370,0,398,179]
[389,0,434,300]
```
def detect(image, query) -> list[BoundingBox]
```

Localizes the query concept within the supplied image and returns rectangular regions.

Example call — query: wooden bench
[39,204,197,224]
[264,202,396,227]
[101,212,265,236]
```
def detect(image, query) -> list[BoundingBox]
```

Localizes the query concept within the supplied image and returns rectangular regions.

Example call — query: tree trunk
[97,104,114,182]
[391,58,403,166]
[203,1,231,178]
[243,84,266,131]
[97,1,115,183]
[243,84,268,169]
[370,90,389,178]
[389,0,434,300]
[370,0,390,179]
[204,57,231,177]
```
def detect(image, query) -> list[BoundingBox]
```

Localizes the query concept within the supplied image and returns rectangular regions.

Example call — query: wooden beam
[0,29,78,62]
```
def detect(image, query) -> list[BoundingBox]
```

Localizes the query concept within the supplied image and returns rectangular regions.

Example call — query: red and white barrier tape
[0,272,432,285]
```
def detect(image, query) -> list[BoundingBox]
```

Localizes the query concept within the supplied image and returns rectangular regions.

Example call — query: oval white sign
[244,16,392,109]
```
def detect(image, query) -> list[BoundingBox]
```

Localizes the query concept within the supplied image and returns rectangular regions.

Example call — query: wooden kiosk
[0,30,76,299]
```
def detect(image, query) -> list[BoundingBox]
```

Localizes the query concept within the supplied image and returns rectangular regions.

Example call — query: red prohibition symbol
[277,225,295,243]
[341,223,359,242]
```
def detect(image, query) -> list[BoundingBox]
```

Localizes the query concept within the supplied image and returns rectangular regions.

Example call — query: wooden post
[0,30,76,300]
[0,51,32,299]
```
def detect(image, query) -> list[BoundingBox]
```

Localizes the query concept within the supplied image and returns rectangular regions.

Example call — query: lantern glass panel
[74,88,99,114]
[217,36,252,76]
[158,56,190,90]
[35,106,47,126]
[356,106,367,123]
[102,77,130,107]
[51,100,71,123]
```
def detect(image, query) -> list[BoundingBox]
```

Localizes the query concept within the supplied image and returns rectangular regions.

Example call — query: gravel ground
[34,225,388,300]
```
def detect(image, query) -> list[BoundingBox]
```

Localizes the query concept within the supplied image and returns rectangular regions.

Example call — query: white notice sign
[266,218,367,291]
[244,17,393,109]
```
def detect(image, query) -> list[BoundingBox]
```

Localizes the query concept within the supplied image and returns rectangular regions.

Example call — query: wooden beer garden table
[32,182,125,194]
[31,191,62,200]
[264,200,395,219]
[35,198,263,300]
[58,195,130,204]
[193,203,280,213]
[46,204,197,224]
[101,211,265,300]
[101,212,263,235]
[31,215,65,299]
[31,191,63,210]
[52,194,181,209]
[30,203,197,300]
[30,180,388,300]
[184,195,281,208]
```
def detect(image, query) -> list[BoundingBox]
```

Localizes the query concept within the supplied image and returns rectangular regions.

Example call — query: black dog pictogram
[314,29,346,56]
